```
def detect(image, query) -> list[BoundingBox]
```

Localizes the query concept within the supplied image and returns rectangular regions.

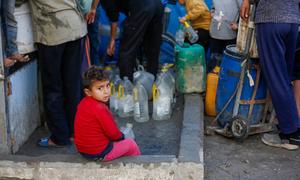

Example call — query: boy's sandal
[37,137,65,148]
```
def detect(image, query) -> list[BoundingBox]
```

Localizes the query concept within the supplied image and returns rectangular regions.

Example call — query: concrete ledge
[179,94,204,164]
[0,155,203,180]
[0,94,204,179]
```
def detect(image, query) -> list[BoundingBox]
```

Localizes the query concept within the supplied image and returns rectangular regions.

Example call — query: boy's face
[84,80,111,103]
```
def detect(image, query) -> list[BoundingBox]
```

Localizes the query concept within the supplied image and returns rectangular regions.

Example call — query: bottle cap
[126,123,133,128]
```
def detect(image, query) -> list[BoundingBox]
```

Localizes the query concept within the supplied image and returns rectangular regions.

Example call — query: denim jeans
[1,0,18,57]
[87,5,101,66]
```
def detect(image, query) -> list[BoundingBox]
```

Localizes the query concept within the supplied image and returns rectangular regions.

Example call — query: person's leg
[256,23,299,135]
[104,138,141,161]
[294,80,300,117]
[208,38,224,72]
[143,0,163,77]
[195,28,210,53]
[293,33,300,118]
[118,2,155,80]
[87,6,100,66]
[61,38,84,136]
[37,43,71,146]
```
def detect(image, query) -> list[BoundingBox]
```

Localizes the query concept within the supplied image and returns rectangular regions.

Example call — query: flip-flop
[37,137,65,148]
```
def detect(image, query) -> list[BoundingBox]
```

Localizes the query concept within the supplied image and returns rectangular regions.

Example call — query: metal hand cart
[206,0,276,140]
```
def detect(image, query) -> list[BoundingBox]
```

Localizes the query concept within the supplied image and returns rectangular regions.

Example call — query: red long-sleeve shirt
[74,96,123,155]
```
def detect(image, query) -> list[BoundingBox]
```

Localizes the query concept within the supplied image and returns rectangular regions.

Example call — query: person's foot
[4,57,17,67]
[279,131,300,146]
[261,133,298,150]
[9,54,30,62]
[37,137,68,148]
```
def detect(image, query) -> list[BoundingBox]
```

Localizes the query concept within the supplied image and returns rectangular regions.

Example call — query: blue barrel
[216,45,267,127]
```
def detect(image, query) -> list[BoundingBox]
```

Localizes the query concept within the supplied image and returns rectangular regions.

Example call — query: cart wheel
[230,116,249,141]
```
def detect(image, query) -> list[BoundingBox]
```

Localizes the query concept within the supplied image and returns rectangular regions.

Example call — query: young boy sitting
[74,66,141,161]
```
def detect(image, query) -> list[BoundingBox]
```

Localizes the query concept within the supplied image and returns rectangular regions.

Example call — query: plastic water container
[158,69,176,97]
[120,123,135,139]
[152,73,174,120]
[109,74,122,113]
[133,83,149,123]
[175,43,206,93]
[183,21,199,44]
[175,24,185,46]
[117,77,134,117]
[133,65,155,100]
[216,45,267,127]
[205,66,220,116]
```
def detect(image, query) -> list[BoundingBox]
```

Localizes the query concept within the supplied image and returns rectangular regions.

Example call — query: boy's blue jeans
[1,0,18,57]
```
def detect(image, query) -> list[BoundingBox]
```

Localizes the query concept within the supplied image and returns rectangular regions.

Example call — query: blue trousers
[87,6,101,66]
[1,0,18,57]
[37,38,84,145]
[256,23,300,134]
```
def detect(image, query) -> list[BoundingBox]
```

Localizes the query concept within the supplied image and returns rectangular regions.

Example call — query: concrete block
[0,160,34,179]
[179,94,204,163]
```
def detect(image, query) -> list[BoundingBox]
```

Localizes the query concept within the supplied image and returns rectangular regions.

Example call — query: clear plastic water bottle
[175,24,185,46]
[120,123,135,139]
[133,83,149,123]
[117,76,134,117]
[183,21,199,44]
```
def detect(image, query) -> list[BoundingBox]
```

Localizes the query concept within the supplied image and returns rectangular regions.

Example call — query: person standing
[85,0,101,66]
[208,0,242,72]
[241,0,300,146]
[28,0,87,147]
[178,0,211,53]
[100,0,164,80]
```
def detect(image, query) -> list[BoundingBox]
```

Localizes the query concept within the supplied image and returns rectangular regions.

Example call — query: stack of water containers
[109,65,176,122]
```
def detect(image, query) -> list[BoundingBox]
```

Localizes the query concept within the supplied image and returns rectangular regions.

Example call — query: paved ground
[16,96,183,156]
[204,116,300,180]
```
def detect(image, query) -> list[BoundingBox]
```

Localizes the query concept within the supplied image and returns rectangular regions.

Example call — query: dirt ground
[204,117,300,180]
[16,96,183,156]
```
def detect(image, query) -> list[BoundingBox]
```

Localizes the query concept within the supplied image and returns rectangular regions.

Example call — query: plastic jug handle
[184,21,190,28]
[110,82,115,95]
[138,65,145,71]
[118,85,124,99]
[133,88,138,101]
[152,84,159,101]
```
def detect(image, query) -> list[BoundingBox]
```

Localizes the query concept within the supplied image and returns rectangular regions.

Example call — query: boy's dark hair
[82,66,109,89]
